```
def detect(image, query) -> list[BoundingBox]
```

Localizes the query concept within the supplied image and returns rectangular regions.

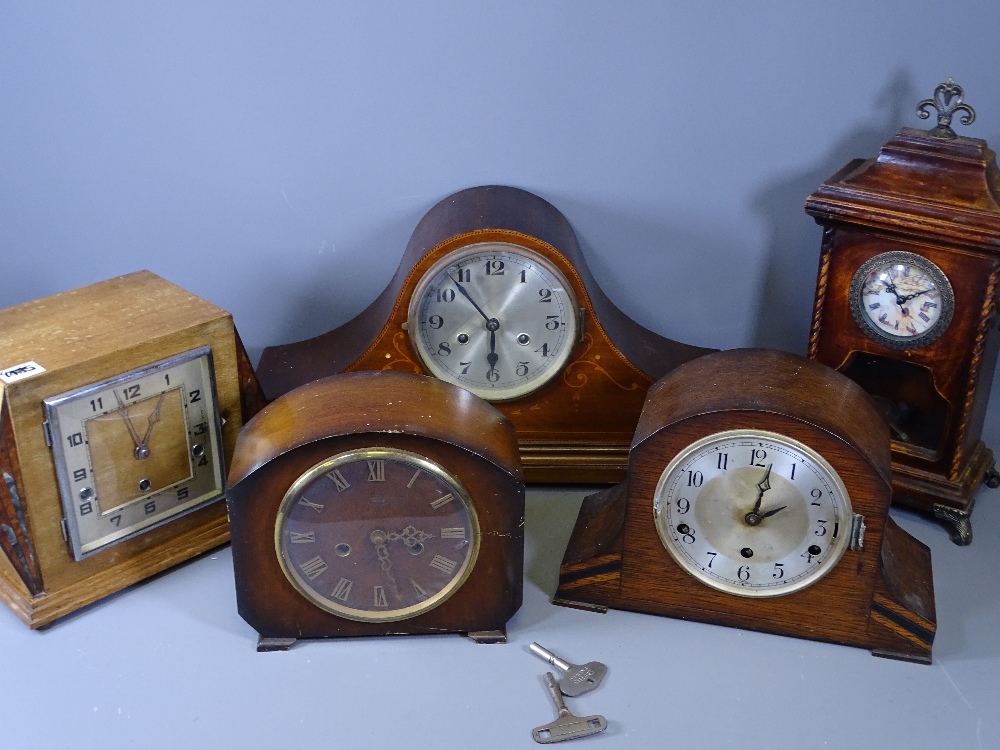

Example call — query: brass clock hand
[113,390,145,455]
[370,529,403,601]
[387,525,435,554]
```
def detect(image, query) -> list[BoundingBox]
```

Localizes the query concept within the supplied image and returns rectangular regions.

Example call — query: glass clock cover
[653,429,854,597]
[44,347,226,559]
[849,251,954,349]
[275,447,480,622]
[407,242,580,401]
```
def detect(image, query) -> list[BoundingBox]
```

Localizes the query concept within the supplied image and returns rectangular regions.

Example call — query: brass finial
[916,78,975,139]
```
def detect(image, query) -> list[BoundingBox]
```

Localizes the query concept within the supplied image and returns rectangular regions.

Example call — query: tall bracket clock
[806,80,1000,544]
[0,271,263,627]
[256,185,713,483]
[226,371,524,650]
[554,349,936,664]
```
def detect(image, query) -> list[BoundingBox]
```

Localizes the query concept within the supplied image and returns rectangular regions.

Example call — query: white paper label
[0,361,46,384]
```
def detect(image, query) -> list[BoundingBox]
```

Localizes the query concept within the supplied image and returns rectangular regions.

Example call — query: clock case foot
[889,440,995,546]
[553,483,936,664]
[254,627,507,652]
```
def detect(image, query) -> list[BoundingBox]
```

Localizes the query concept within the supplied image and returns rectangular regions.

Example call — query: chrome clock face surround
[653,429,854,598]
[43,347,226,560]
[274,447,481,623]
[407,242,580,401]
[848,250,954,350]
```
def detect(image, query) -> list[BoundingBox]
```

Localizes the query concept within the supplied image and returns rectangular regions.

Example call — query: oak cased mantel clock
[256,185,713,483]
[555,349,936,664]
[805,80,1000,544]
[226,370,524,650]
[0,271,263,627]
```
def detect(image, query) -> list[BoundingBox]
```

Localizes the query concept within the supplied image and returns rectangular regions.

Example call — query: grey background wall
[4,2,1000,371]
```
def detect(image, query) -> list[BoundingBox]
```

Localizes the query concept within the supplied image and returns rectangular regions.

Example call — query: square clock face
[44,347,226,560]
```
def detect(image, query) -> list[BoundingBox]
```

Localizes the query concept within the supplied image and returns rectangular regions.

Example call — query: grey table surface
[1,472,997,750]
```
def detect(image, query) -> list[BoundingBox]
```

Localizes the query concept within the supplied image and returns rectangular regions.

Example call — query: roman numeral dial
[275,447,480,622]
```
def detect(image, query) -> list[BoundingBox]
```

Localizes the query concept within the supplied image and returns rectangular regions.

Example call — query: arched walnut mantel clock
[256,185,713,484]
[805,80,1000,544]
[226,371,524,649]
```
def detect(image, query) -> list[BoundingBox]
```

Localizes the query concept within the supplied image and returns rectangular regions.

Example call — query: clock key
[529,642,608,696]
[532,672,608,744]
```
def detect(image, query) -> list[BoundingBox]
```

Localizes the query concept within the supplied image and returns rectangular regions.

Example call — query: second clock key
[529,643,608,696]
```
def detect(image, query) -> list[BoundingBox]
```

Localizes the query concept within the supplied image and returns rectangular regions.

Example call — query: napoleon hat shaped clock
[256,185,712,483]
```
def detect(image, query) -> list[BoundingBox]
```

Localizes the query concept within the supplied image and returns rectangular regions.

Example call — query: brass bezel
[274,447,481,623]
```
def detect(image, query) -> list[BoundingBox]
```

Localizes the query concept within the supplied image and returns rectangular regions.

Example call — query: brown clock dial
[275,448,479,623]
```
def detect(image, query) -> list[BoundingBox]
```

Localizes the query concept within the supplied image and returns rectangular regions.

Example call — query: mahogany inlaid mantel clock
[555,349,936,664]
[226,371,524,650]
[256,185,713,483]
[0,271,263,627]
[805,80,1000,544]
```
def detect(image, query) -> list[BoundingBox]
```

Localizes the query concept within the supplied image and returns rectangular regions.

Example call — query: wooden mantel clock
[555,349,936,664]
[256,185,712,483]
[805,80,1000,544]
[0,271,263,627]
[226,370,524,650]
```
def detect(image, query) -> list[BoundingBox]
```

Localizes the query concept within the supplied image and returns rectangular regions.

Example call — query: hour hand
[752,464,773,514]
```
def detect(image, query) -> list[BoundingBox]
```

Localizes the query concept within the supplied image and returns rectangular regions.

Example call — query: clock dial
[407,242,580,401]
[653,429,854,597]
[44,347,226,560]
[275,447,480,622]
[849,251,954,349]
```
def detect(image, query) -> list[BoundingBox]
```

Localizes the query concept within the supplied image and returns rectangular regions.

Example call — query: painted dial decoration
[275,447,481,622]
[43,347,226,560]
[849,251,954,349]
[653,430,855,597]
[407,242,580,401]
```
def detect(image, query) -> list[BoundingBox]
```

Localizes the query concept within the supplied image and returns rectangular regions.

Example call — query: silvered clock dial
[407,242,580,401]
[653,429,856,597]
[44,347,225,559]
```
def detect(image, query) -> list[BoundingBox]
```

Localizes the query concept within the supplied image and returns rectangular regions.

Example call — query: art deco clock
[226,370,524,650]
[555,349,936,664]
[256,185,712,483]
[0,271,263,627]
[806,80,1000,544]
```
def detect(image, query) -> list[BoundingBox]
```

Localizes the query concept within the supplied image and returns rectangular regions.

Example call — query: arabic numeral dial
[653,430,854,598]
[406,241,580,401]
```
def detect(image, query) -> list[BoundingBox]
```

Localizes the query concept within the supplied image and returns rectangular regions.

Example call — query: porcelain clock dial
[653,429,855,597]
[849,251,954,349]
[407,242,580,401]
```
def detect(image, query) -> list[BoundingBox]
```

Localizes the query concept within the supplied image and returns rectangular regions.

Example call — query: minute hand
[448,274,492,323]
